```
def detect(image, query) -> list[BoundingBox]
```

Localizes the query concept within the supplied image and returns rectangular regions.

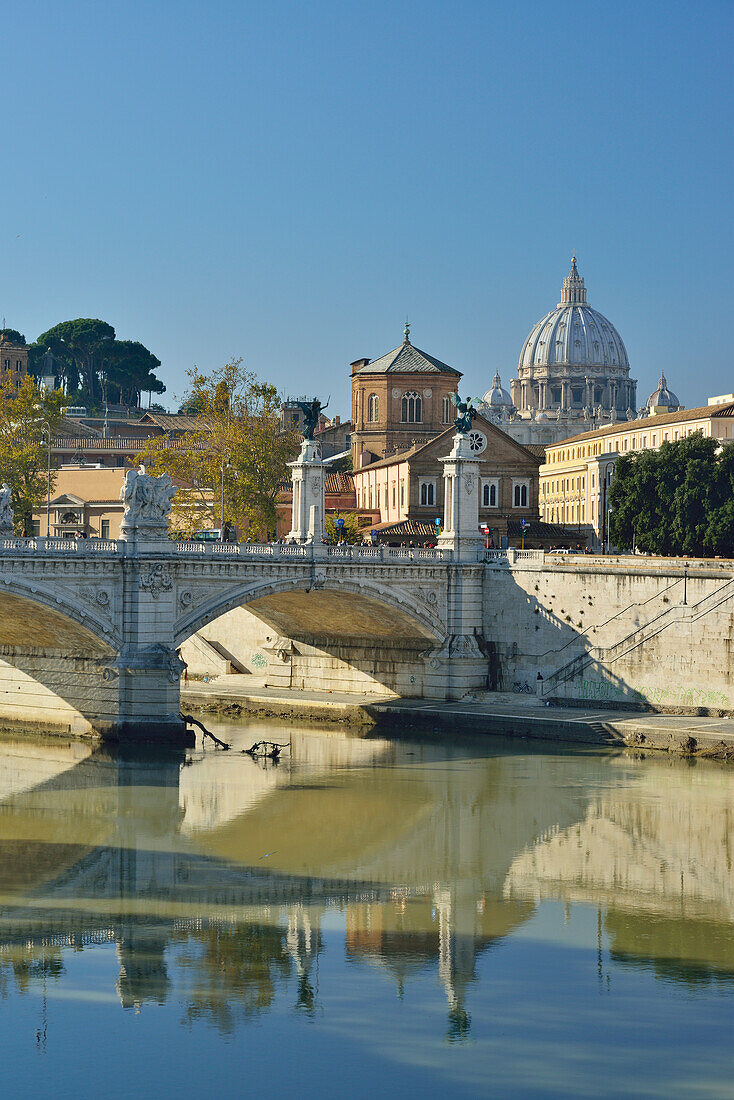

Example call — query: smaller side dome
[645,372,681,411]
[482,371,513,407]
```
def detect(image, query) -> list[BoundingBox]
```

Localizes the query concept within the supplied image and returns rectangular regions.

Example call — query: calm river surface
[0,721,732,1098]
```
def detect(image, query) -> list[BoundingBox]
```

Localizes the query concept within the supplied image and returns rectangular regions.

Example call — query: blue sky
[2,0,732,412]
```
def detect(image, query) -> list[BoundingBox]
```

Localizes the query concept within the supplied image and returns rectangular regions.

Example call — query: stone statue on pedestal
[120,467,177,537]
[0,484,13,536]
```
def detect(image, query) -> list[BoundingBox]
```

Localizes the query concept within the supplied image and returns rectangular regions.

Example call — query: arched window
[482,480,498,508]
[367,393,379,422]
[513,481,528,508]
[402,391,422,423]
[442,395,452,424]
[419,480,435,506]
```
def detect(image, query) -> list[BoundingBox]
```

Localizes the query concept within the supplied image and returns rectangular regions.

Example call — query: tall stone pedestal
[287,439,325,544]
[437,433,483,561]
[115,467,188,743]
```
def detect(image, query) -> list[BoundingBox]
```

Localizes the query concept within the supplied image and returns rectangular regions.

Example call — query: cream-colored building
[32,467,127,538]
[32,466,212,539]
[539,399,734,549]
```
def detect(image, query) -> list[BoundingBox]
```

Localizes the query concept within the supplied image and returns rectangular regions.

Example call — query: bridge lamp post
[38,421,52,538]
[30,420,53,536]
[221,455,231,535]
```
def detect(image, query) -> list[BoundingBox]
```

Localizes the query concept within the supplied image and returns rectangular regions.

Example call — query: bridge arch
[174,575,444,650]
[0,579,118,653]
[0,578,120,739]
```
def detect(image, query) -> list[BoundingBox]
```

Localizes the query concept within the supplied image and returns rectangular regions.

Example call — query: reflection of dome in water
[482,372,513,407]
[519,257,629,371]
[645,372,681,411]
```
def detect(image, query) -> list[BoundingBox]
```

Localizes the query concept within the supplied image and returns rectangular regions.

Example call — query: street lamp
[41,421,52,538]
[29,418,52,538]
[220,455,231,536]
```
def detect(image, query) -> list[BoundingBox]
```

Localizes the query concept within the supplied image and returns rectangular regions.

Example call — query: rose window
[467,430,487,454]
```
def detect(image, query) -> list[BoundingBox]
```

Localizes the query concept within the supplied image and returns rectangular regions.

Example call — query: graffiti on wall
[578,678,728,708]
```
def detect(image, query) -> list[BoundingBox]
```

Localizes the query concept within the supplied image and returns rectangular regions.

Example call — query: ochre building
[539,399,734,549]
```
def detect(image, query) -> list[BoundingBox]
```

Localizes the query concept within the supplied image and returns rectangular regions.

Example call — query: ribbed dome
[519,258,629,371]
[645,372,680,410]
[482,371,513,407]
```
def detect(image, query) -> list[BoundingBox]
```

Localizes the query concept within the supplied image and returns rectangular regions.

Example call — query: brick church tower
[350,324,461,468]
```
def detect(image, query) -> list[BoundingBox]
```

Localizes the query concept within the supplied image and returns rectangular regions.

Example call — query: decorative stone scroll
[0,484,13,537]
[120,466,177,539]
[139,563,173,600]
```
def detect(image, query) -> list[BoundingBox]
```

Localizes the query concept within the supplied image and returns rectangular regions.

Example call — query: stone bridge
[0,431,491,745]
[0,536,487,743]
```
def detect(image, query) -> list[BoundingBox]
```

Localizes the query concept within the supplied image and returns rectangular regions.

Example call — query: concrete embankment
[181,683,734,761]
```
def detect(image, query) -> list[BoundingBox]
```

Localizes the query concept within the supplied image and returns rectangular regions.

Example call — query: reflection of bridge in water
[0,733,732,1035]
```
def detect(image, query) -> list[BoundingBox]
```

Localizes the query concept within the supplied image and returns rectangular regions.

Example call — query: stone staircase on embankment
[539,575,734,698]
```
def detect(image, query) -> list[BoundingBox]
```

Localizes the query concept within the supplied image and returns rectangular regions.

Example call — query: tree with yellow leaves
[0,376,63,534]
[137,361,300,539]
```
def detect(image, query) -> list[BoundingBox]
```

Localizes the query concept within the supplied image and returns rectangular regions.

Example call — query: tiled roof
[355,341,461,376]
[278,472,355,496]
[324,472,354,493]
[137,413,210,431]
[354,443,423,471]
[551,401,734,448]
[54,417,99,439]
[369,519,437,536]
[523,444,548,460]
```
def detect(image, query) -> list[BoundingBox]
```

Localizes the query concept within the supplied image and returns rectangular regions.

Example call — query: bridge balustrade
[168,541,448,563]
[0,536,121,555]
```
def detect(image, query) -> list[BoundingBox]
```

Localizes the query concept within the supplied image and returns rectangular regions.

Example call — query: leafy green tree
[0,376,63,534]
[0,329,26,345]
[178,392,205,415]
[610,434,734,556]
[325,511,363,544]
[104,340,165,406]
[703,443,734,556]
[30,320,165,409]
[35,319,115,402]
[137,360,299,538]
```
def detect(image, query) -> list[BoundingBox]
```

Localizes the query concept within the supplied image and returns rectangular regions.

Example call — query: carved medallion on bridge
[79,585,111,608]
[177,585,223,613]
[412,583,445,628]
[139,564,173,600]
[415,585,439,608]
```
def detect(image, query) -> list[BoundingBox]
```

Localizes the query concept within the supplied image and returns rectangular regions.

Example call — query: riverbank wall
[180,556,734,716]
[180,683,734,762]
[485,557,734,712]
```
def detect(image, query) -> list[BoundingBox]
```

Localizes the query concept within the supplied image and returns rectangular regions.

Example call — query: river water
[0,721,732,1097]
